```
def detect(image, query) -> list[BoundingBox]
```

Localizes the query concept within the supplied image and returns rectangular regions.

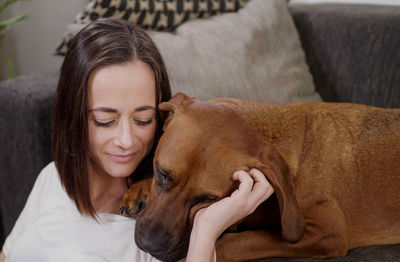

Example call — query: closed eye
[94,119,115,127]
[135,119,153,126]
[155,162,171,188]
[189,195,219,210]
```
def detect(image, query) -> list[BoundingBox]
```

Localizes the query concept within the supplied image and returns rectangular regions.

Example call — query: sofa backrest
[291,3,400,107]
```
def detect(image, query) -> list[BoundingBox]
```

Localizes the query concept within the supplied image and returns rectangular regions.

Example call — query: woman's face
[87,60,156,178]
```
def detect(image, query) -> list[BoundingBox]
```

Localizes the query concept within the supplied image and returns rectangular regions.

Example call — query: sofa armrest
[0,72,58,246]
[290,4,400,107]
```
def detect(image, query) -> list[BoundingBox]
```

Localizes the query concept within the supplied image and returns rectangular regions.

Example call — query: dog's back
[214,98,400,249]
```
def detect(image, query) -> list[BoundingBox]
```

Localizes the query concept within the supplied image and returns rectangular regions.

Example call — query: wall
[0,0,87,78]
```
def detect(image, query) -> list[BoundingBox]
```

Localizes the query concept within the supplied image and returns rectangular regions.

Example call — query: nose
[135,217,174,254]
[113,119,136,149]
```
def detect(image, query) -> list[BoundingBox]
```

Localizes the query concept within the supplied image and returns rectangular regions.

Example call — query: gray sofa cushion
[290,4,400,107]
[257,244,400,261]
[0,72,58,242]
[0,212,3,246]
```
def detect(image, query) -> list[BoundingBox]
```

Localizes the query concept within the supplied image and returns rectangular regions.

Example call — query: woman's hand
[195,168,274,240]
[186,169,274,262]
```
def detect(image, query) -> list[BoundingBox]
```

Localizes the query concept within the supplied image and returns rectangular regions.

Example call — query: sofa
[1,3,399,261]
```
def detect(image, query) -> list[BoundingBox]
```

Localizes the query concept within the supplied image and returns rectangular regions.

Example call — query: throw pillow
[56,0,250,55]
[150,0,321,104]
[56,0,321,104]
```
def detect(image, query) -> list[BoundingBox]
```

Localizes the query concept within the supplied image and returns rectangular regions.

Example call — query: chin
[105,164,137,178]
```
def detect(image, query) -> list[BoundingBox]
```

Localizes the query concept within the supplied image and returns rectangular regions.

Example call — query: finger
[231,189,239,197]
[249,169,270,191]
[249,168,273,191]
[232,170,253,196]
[248,168,267,183]
[248,168,274,204]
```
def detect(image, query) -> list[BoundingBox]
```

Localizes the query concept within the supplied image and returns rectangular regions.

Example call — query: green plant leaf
[0,0,29,78]
[0,13,27,32]
[6,56,15,78]
[0,0,19,14]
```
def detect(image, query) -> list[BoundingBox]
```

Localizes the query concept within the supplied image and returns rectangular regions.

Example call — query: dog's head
[134,93,305,261]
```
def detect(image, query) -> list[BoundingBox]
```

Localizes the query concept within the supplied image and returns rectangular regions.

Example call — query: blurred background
[1,0,399,80]
[0,0,86,79]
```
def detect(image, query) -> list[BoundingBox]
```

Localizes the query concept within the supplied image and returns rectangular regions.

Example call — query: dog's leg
[216,204,349,261]
[119,176,153,218]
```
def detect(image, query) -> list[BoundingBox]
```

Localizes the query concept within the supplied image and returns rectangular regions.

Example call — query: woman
[0,18,273,261]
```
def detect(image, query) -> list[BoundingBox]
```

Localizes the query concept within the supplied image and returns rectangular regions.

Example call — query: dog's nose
[135,217,174,253]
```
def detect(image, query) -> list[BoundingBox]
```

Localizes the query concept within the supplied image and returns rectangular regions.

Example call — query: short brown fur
[121,92,400,262]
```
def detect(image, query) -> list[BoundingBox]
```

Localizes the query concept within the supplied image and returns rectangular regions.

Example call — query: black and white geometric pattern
[56,0,249,55]
[77,0,250,30]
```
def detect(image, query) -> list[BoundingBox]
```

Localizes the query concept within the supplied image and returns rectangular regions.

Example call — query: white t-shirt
[2,162,159,262]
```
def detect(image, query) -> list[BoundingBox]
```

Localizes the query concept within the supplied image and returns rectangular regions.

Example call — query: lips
[108,152,136,163]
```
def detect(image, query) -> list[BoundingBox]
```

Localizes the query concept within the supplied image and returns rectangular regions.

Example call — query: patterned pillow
[55,0,322,105]
[55,0,249,55]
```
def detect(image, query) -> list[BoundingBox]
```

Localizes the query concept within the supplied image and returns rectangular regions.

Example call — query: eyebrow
[89,105,156,113]
[135,105,156,112]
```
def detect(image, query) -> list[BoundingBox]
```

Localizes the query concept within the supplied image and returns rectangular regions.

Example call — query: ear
[158,92,195,112]
[158,92,195,130]
[256,145,305,243]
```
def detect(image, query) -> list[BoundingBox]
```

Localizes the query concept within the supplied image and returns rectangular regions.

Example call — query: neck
[89,163,128,214]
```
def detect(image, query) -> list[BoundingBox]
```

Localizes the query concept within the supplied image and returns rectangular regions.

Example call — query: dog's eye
[155,162,171,187]
[189,195,219,210]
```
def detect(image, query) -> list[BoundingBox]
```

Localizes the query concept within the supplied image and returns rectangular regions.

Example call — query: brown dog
[120,92,400,262]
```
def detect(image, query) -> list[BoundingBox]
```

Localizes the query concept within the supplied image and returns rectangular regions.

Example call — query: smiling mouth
[108,153,136,163]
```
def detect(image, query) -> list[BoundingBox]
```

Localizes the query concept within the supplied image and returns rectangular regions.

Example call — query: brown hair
[52,18,171,217]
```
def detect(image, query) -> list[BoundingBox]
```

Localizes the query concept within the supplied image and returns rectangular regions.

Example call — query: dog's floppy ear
[158,92,195,130]
[159,92,195,112]
[257,145,305,243]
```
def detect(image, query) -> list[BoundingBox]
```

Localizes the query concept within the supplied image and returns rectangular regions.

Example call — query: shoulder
[35,162,60,188]
[39,161,58,176]
[30,162,66,203]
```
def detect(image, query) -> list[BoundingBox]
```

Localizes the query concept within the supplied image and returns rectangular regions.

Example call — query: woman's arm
[0,251,6,262]
[186,169,274,262]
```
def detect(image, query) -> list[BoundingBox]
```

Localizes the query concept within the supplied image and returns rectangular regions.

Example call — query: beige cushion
[57,0,321,104]
[150,0,321,103]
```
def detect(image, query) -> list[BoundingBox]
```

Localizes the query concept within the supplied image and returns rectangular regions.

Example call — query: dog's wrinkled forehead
[159,92,240,128]
[158,103,227,155]
[155,102,247,199]
[156,98,250,178]
[162,100,241,144]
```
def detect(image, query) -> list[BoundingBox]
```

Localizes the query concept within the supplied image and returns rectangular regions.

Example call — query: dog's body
[121,93,400,262]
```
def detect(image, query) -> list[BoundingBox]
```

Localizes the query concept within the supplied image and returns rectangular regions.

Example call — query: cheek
[88,124,109,152]
[138,123,157,149]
